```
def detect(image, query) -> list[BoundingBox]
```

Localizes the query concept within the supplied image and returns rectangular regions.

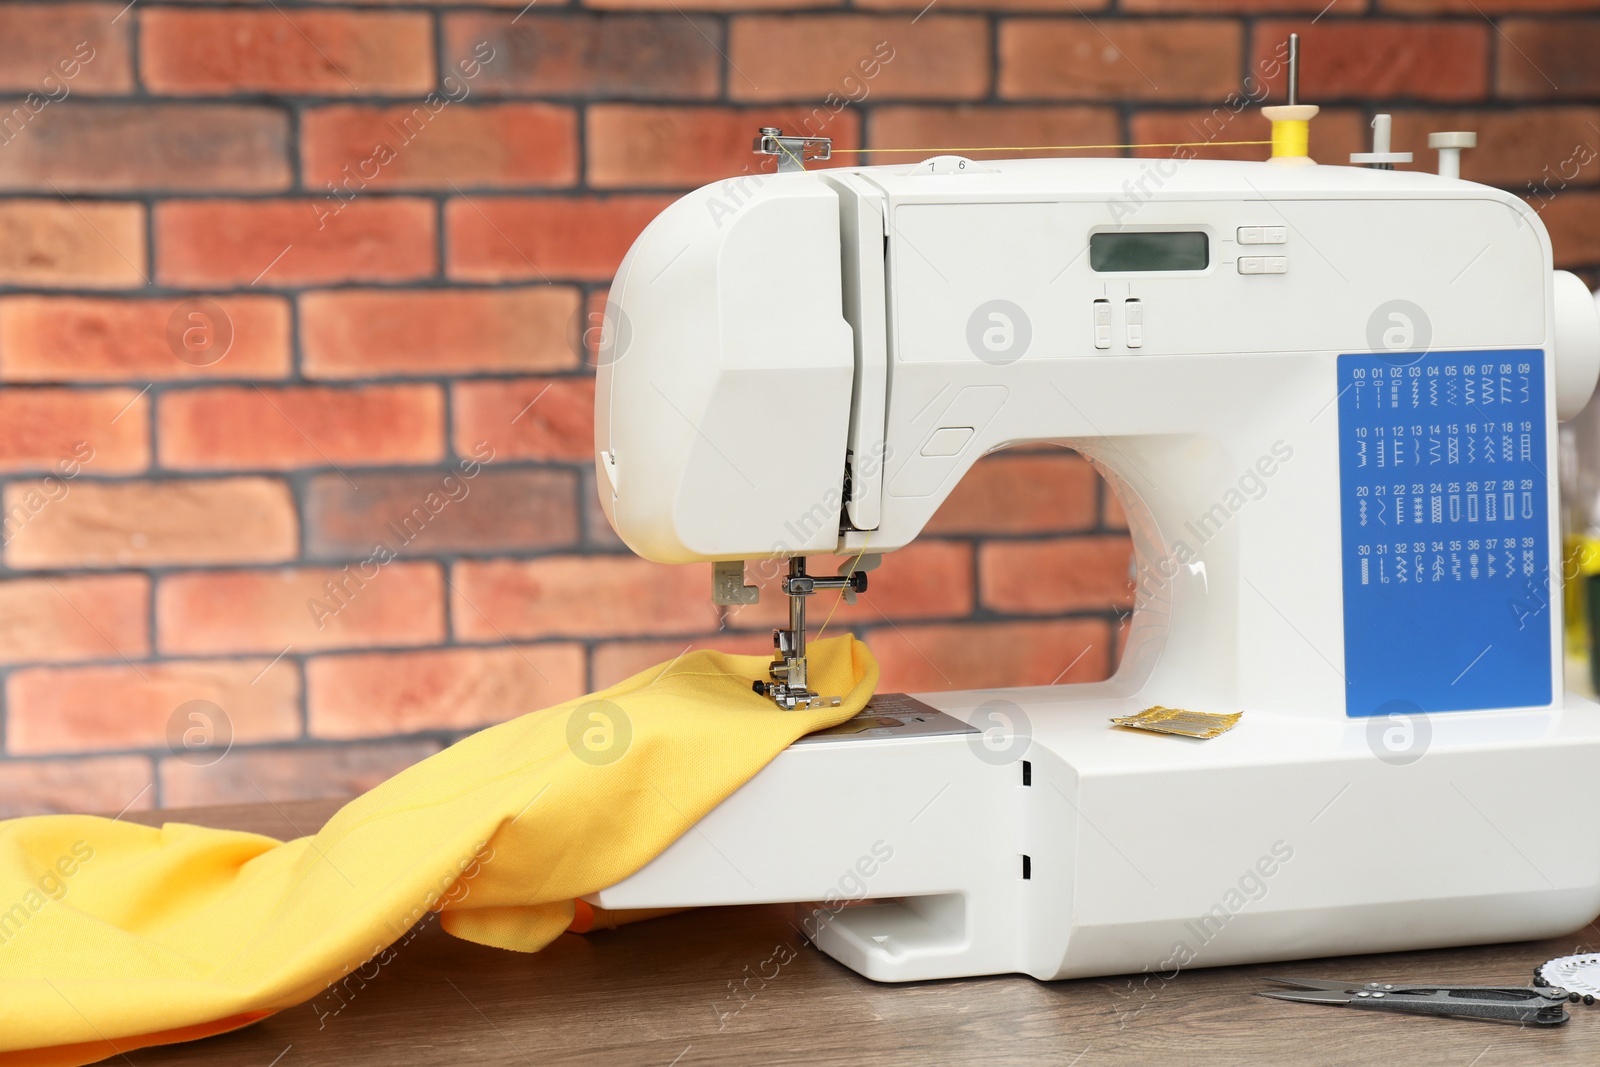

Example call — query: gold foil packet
[1110,705,1242,740]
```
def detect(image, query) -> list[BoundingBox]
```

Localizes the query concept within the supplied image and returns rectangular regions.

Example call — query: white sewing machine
[588,82,1600,983]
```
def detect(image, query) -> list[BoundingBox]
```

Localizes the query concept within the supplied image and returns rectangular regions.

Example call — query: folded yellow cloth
[0,635,876,1065]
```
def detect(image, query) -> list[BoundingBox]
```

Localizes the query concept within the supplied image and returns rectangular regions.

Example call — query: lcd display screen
[1090,231,1209,272]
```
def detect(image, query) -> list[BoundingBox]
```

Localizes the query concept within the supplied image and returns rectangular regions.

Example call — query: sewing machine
[588,86,1600,983]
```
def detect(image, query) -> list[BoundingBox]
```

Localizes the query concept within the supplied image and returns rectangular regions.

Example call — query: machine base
[592,689,1600,983]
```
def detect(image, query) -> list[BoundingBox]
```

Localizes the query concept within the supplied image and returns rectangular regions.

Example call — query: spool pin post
[1349,114,1413,170]
[1262,33,1318,166]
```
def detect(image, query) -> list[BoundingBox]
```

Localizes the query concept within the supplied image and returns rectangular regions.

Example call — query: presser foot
[752,678,842,711]
[752,557,866,711]
[758,623,842,710]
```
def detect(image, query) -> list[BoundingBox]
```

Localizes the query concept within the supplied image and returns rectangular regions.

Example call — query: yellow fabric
[1270,118,1310,159]
[0,635,875,1065]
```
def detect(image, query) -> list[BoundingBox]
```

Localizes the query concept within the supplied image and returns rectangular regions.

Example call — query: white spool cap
[1428,131,1476,179]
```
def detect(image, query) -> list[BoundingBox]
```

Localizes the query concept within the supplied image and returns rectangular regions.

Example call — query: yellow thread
[815,535,872,641]
[828,140,1271,155]
[1269,120,1310,159]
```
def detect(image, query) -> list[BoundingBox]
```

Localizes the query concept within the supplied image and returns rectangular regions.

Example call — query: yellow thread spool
[1271,119,1309,158]
[1260,104,1319,166]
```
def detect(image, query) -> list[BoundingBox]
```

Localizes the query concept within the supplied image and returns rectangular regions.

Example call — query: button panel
[1093,298,1111,349]
[1124,298,1143,348]
[1238,256,1288,275]
[1237,225,1287,245]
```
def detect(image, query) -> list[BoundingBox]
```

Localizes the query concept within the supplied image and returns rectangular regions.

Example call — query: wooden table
[117,798,1599,1066]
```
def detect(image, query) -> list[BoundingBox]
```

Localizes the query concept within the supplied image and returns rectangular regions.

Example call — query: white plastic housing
[589,154,1600,987]
[594,176,854,564]
[1555,269,1600,419]
[597,157,1588,723]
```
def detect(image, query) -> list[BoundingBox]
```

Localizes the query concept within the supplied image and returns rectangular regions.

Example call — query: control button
[1264,256,1288,273]
[920,426,974,458]
[1124,299,1143,349]
[1093,298,1111,350]
[1238,226,1287,245]
[1238,257,1288,275]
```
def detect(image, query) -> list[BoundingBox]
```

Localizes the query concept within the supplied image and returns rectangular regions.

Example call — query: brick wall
[0,0,1596,816]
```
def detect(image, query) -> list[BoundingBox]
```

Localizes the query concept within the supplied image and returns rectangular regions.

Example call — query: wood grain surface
[112,799,1600,1067]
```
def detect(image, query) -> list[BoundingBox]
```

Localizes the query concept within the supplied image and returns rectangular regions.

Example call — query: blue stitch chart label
[1336,349,1552,717]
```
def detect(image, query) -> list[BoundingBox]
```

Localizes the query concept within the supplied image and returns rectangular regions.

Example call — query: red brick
[868,106,1119,164]
[160,741,439,808]
[577,287,615,369]
[1126,0,1363,8]
[0,574,149,666]
[590,634,774,691]
[0,4,131,95]
[582,466,626,551]
[981,537,1134,615]
[141,9,433,96]
[924,451,1099,535]
[1251,21,1488,102]
[0,201,144,288]
[722,542,975,633]
[304,467,579,559]
[1539,190,1600,269]
[445,195,671,282]
[158,564,446,655]
[0,388,148,474]
[301,288,579,379]
[4,478,298,569]
[302,104,577,191]
[0,105,288,193]
[1498,19,1600,99]
[1387,108,1600,188]
[0,756,153,818]
[1104,480,1130,531]
[307,645,587,739]
[730,17,986,103]
[452,377,594,463]
[7,659,300,756]
[588,106,862,189]
[0,295,291,382]
[587,0,836,8]
[1129,0,1350,7]
[158,385,444,471]
[1001,19,1240,102]
[452,557,718,641]
[1386,0,1596,11]
[858,0,1107,8]
[1130,107,1368,164]
[865,618,1113,692]
[156,199,435,288]
[442,14,720,99]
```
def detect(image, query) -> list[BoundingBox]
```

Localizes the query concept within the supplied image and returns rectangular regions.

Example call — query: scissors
[1257,976,1571,1025]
